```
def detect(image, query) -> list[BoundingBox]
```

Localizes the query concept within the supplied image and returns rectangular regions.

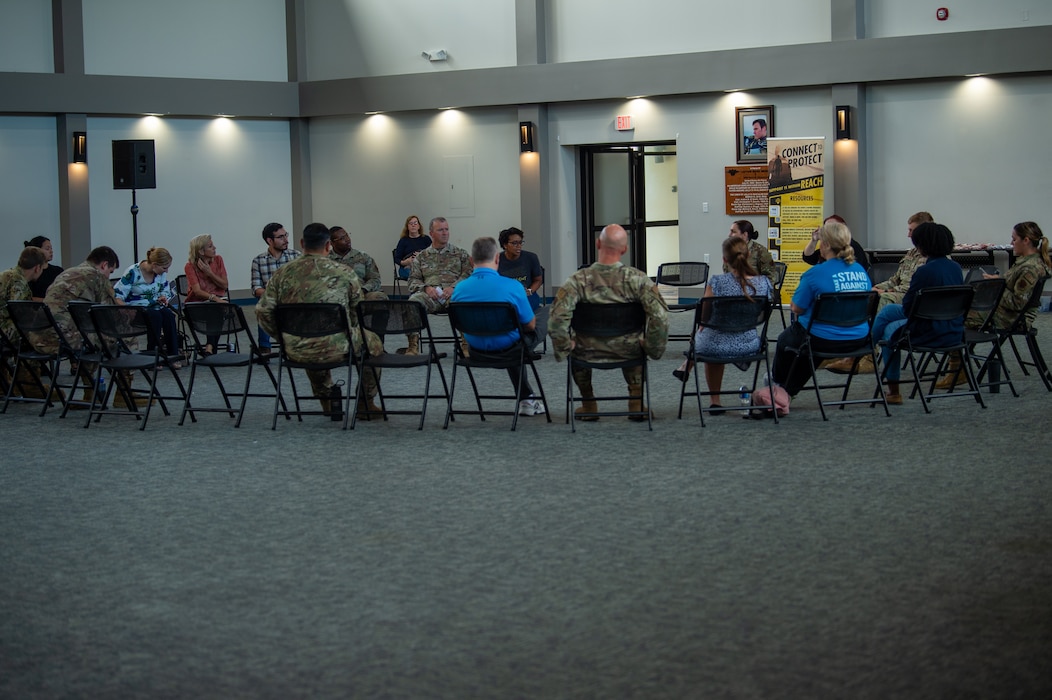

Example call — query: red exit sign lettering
[616,115,633,131]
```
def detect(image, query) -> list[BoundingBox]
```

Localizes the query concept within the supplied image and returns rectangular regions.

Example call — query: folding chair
[784,291,890,420]
[771,261,789,328]
[63,301,113,415]
[566,302,652,431]
[391,248,405,298]
[271,303,356,429]
[994,275,1052,391]
[962,277,1017,396]
[444,301,551,431]
[353,299,450,430]
[180,302,288,427]
[868,262,899,286]
[677,295,775,426]
[87,304,189,430]
[657,262,709,343]
[879,285,984,413]
[2,301,86,416]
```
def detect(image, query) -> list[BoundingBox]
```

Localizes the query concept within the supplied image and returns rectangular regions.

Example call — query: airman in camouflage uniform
[329,226,387,300]
[873,247,926,310]
[40,248,120,355]
[257,223,384,417]
[404,216,471,354]
[549,224,669,420]
[0,247,46,345]
[725,221,776,284]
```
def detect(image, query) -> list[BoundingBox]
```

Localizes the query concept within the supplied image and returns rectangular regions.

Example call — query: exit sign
[616,115,633,131]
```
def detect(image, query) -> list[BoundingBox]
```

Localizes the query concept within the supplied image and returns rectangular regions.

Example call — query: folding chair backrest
[274,303,350,339]
[772,262,787,288]
[183,302,246,341]
[695,295,770,335]
[357,299,426,336]
[89,304,153,352]
[6,300,66,354]
[808,291,875,330]
[448,302,520,338]
[571,302,646,337]
[1005,274,1049,332]
[656,262,709,288]
[67,300,105,354]
[174,275,189,302]
[909,285,973,322]
[868,262,899,286]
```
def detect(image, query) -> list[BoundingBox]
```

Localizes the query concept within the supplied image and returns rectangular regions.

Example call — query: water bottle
[739,385,751,417]
[97,375,106,395]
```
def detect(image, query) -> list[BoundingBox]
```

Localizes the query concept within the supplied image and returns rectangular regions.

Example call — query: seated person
[801,214,871,272]
[675,237,773,413]
[184,234,230,355]
[329,225,387,300]
[405,216,472,355]
[24,236,64,301]
[871,223,962,404]
[726,220,776,285]
[394,214,432,280]
[548,224,669,420]
[256,222,384,420]
[771,220,873,396]
[871,211,933,310]
[497,227,544,311]
[0,247,46,392]
[451,236,544,416]
[115,247,182,368]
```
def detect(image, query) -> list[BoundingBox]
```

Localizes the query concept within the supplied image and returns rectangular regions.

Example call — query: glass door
[580,142,678,275]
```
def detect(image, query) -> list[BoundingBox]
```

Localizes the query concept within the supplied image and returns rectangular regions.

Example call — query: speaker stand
[129,189,139,262]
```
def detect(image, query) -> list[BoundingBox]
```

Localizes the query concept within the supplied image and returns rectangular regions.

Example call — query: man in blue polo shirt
[450,236,544,416]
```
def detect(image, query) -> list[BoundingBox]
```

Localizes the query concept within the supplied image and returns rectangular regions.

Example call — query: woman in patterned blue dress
[114,247,182,368]
[674,237,773,412]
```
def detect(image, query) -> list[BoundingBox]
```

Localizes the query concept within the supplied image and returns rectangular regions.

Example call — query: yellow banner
[767,137,826,302]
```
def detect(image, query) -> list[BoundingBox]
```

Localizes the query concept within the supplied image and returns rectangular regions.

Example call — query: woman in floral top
[114,246,183,368]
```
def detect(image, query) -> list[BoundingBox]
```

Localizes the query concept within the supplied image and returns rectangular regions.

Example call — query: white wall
[867,75,1052,249]
[83,0,287,81]
[546,90,832,286]
[86,117,293,291]
[308,108,521,272]
[867,0,1051,38]
[0,117,61,267]
[549,0,830,63]
[304,0,517,80]
[0,0,53,73]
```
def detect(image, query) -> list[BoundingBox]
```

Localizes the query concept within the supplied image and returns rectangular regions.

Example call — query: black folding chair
[271,303,356,429]
[961,277,1017,396]
[444,302,550,431]
[353,299,450,430]
[657,262,709,343]
[878,285,984,413]
[771,261,789,328]
[677,295,775,426]
[391,248,406,298]
[87,304,189,430]
[2,301,86,416]
[180,302,288,427]
[785,291,890,420]
[992,275,1052,391]
[566,302,652,431]
[868,262,899,286]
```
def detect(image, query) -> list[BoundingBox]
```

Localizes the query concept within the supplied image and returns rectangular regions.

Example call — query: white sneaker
[518,396,544,416]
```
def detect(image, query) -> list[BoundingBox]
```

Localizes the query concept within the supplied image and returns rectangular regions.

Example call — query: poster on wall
[766,137,825,301]
[724,166,769,215]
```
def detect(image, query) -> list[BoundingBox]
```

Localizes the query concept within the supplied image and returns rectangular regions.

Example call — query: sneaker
[518,396,544,416]
[762,372,771,387]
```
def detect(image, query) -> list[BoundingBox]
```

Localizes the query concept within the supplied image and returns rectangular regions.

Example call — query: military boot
[356,394,383,421]
[572,369,599,421]
[935,351,967,390]
[404,333,421,356]
[625,367,649,421]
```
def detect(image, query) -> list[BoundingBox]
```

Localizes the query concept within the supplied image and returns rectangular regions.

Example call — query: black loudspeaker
[112,139,156,190]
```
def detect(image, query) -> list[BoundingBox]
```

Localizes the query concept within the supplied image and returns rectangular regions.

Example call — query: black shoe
[708,403,726,415]
[673,368,689,383]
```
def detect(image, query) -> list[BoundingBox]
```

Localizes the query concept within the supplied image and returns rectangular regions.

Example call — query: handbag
[750,384,790,418]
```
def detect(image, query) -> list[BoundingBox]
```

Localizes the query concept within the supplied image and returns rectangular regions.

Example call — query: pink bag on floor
[750,384,790,418]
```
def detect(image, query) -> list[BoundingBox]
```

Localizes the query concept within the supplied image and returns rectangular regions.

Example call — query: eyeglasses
[271,234,288,240]
[507,240,524,246]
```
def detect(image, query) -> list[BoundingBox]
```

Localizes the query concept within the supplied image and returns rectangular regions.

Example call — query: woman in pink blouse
[184,234,229,355]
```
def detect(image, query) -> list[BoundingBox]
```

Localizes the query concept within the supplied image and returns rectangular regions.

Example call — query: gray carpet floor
[2,309,1050,698]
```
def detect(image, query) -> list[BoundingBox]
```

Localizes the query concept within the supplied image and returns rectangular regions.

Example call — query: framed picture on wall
[735,105,774,164]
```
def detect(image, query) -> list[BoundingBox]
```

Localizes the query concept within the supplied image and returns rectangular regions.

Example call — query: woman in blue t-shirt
[772,220,872,396]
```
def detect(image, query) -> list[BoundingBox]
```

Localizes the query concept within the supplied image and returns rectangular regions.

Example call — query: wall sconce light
[835,106,852,140]
[73,131,87,163]
[519,121,536,153]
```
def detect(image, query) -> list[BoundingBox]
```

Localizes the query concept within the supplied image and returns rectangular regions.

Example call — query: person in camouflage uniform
[548,224,669,420]
[256,222,385,419]
[872,211,933,309]
[0,247,46,345]
[725,220,776,284]
[40,246,120,355]
[404,216,472,354]
[972,221,1051,331]
[328,226,387,301]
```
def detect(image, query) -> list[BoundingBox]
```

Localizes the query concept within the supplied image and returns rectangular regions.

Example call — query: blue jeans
[872,304,908,382]
[258,326,272,349]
